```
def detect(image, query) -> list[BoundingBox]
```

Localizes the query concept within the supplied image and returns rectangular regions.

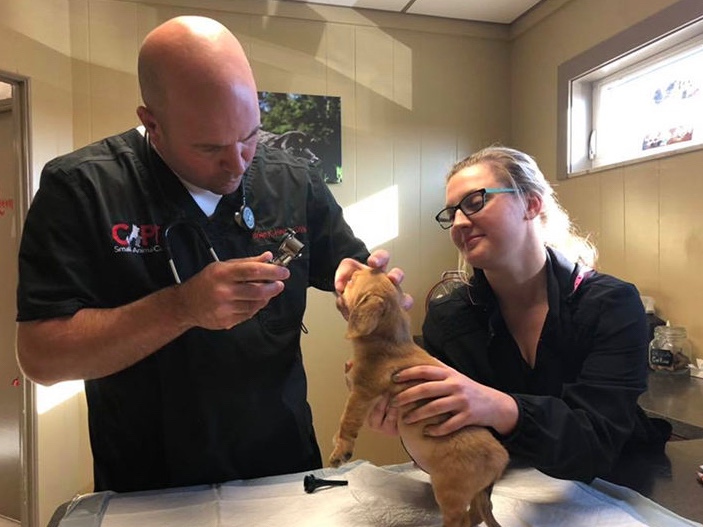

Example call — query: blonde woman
[372,146,670,482]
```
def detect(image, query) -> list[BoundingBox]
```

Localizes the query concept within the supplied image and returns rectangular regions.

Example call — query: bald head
[138,16,256,117]
[135,16,262,194]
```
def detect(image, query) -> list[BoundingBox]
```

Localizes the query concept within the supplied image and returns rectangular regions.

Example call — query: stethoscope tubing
[163,219,220,284]
[143,131,304,286]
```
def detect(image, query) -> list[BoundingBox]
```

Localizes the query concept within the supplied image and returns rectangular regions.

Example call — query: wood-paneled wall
[3,0,701,524]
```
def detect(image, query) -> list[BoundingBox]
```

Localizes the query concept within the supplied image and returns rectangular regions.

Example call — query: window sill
[567,141,703,178]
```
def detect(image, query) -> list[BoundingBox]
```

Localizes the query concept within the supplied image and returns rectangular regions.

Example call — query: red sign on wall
[0,197,14,216]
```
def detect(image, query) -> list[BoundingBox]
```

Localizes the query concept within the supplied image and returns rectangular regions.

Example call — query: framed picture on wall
[258,91,342,184]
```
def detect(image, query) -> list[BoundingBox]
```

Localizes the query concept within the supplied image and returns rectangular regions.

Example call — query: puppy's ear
[346,294,385,338]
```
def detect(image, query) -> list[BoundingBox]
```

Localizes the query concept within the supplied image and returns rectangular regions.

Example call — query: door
[0,80,21,522]
[0,75,34,526]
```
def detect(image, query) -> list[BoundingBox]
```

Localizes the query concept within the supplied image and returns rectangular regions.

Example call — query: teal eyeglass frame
[435,187,517,229]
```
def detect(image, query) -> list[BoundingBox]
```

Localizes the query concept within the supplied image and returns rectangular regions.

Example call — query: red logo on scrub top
[111,223,163,254]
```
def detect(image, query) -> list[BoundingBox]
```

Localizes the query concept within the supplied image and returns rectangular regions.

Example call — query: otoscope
[269,228,304,267]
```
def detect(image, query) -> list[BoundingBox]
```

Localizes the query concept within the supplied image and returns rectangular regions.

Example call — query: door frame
[1,69,37,527]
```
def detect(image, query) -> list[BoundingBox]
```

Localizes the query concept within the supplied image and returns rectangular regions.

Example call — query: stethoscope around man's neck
[143,130,308,336]
[144,130,257,231]
[143,130,258,284]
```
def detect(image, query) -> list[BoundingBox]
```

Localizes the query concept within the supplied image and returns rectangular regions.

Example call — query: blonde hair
[448,145,597,268]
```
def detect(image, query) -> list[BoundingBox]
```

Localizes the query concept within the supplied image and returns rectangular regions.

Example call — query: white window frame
[557,0,703,179]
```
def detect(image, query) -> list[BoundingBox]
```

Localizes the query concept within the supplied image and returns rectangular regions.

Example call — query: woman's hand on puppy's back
[391,364,519,437]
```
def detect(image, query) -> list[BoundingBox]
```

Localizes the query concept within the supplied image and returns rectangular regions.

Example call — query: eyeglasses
[435,187,517,229]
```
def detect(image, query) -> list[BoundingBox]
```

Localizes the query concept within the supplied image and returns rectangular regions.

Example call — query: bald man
[17,16,397,492]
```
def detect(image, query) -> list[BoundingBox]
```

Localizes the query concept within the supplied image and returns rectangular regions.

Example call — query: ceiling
[277,0,543,24]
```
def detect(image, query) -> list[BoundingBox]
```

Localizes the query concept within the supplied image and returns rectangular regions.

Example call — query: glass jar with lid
[648,325,692,375]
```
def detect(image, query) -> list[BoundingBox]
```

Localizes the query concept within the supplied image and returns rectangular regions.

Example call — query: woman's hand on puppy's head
[333,249,413,320]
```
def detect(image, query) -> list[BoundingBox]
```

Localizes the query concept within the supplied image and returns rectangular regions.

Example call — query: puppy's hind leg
[430,472,476,527]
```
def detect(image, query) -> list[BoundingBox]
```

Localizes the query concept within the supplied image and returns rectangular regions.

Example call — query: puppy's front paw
[329,448,353,468]
[329,435,354,468]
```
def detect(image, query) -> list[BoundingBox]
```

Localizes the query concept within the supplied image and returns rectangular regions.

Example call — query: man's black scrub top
[17,128,369,492]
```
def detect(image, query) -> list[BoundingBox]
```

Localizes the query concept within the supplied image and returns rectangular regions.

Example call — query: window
[593,36,703,168]
[557,0,703,179]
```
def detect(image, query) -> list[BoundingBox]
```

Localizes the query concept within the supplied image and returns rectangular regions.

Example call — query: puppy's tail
[469,485,501,527]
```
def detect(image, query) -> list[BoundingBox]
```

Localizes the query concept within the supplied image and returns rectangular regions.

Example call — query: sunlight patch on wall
[343,184,398,250]
[36,381,84,415]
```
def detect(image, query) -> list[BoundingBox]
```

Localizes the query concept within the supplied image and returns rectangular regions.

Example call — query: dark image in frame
[258,91,342,184]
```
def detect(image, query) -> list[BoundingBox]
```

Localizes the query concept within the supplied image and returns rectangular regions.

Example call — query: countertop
[603,438,703,523]
[639,371,703,439]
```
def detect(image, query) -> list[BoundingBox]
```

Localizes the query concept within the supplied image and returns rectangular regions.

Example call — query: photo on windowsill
[642,78,699,151]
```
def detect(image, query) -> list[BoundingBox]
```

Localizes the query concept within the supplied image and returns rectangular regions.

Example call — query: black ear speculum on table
[303,474,348,493]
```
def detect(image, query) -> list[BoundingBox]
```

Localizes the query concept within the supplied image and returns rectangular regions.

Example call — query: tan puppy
[330,268,509,527]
